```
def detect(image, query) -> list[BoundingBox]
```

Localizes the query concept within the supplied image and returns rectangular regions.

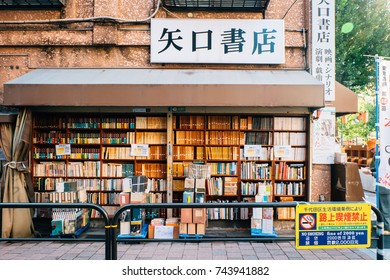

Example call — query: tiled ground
[0,240,377,260]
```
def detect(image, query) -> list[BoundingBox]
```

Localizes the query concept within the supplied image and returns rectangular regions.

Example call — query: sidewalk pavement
[0,240,380,260]
[1,190,389,261]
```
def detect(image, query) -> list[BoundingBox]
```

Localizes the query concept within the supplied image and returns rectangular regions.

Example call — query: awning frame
[4,68,325,109]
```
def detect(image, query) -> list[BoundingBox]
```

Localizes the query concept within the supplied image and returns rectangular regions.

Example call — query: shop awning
[334,82,359,116]
[3,68,325,108]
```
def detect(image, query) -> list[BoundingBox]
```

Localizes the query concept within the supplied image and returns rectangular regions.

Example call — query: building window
[162,0,270,12]
[0,0,65,10]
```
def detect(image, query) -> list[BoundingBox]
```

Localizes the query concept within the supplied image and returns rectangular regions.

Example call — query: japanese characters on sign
[151,19,285,64]
[378,59,390,189]
[296,203,371,249]
[311,0,335,101]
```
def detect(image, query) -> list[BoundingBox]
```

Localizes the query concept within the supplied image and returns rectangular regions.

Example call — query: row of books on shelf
[274,162,306,180]
[274,117,306,131]
[39,116,166,130]
[101,132,135,144]
[244,132,271,145]
[33,132,67,144]
[205,146,240,160]
[102,146,167,160]
[240,116,273,130]
[68,133,101,144]
[34,177,167,192]
[173,146,275,161]
[206,177,238,196]
[135,116,167,129]
[174,115,287,131]
[206,199,258,220]
[240,162,271,180]
[88,192,120,205]
[208,162,237,176]
[207,116,237,130]
[102,163,134,177]
[274,132,306,146]
[33,148,100,160]
[240,181,272,196]
[274,182,304,196]
[101,117,135,129]
[205,131,244,145]
[34,189,87,203]
[135,164,167,178]
[34,115,305,130]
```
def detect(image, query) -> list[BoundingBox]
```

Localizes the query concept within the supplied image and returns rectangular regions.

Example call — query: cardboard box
[179,223,187,234]
[192,208,206,224]
[180,208,193,223]
[196,223,206,235]
[119,192,130,206]
[187,223,196,235]
[148,225,179,239]
[130,192,146,204]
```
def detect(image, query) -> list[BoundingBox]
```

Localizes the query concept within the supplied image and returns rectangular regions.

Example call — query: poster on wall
[312,107,336,164]
[311,0,335,101]
[378,59,390,189]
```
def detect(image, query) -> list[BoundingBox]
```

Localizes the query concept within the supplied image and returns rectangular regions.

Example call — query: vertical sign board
[312,0,335,101]
[378,59,390,189]
[151,19,285,64]
[296,203,371,249]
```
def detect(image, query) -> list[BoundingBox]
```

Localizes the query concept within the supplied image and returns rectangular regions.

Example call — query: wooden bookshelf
[32,113,168,218]
[32,113,309,221]
[344,144,372,167]
[172,114,309,221]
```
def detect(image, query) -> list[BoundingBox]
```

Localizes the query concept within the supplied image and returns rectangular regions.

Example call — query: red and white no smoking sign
[299,214,316,230]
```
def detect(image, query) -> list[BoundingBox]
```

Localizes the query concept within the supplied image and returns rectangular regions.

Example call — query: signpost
[296,203,371,249]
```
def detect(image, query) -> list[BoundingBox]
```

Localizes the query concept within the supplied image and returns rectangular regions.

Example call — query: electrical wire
[0,0,161,25]
[282,0,299,19]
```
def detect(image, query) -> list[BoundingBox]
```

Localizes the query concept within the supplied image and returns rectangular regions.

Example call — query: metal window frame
[162,0,270,12]
[0,0,65,10]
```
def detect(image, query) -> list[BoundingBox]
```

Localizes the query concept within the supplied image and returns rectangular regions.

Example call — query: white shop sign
[151,19,285,64]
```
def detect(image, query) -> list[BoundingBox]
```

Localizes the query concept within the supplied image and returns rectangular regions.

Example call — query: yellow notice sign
[296,203,371,249]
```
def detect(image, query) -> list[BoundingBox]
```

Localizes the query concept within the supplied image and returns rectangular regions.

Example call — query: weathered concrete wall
[311,164,332,202]
[0,0,309,94]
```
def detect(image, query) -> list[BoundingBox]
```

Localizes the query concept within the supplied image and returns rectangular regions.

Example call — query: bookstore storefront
[4,67,324,212]
[2,19,331,236]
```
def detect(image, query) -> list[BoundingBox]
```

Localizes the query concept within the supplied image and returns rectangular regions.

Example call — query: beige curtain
[1,108,35,238]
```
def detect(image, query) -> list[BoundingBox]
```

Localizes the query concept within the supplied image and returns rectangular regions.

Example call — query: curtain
[1,108,35,238]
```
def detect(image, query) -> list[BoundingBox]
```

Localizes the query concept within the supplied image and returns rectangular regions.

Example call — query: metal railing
[0,202,111,260]
[0,201,386,260]
[111,202,386,260]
